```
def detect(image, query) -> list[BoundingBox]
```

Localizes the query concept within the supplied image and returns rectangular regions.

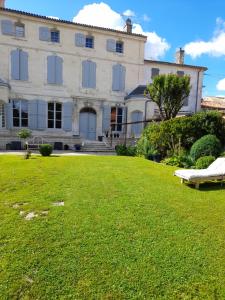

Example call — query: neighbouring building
[0,2,207,150]
[201,96,225,117]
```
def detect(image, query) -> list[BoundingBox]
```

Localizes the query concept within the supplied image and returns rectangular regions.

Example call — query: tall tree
[145,73,191,120]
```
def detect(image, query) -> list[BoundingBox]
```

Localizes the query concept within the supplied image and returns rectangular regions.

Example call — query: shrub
[115,144,136,156]
[195,156,215,169]
[39,144,53,157]
[163,154,194,168]
[190,134,222,161]
[137,111,225,159]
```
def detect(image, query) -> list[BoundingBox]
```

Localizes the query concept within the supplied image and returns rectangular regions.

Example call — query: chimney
[125,18,132,34]
[175,47,185,64]
[0,0,5,8]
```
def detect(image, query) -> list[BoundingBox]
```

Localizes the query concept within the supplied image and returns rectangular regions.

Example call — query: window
[0,103,5,128]
[177,71,184,77]
[48,102,62,129]
[85,36,94,48]
[50,30,60,43]
[112,64,126,92]
[82,60,96,88]
[111,107,123,132]
[11,49,28,81]
[151,68,159,79]
[12,100,28,127]
[116,41,123,53]
[15,23,25,38]
[47,55,63,85]
[1,20,25,37]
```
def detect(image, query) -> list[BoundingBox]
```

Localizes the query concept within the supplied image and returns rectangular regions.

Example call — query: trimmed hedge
[190,135,222,161]
[39,144,53,157]
[195,156,215,169]
[137,111,225,158]
[115,144,136,156]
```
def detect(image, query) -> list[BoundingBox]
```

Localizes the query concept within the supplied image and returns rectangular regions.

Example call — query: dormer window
[15,23,25,38]
[116,41,123,53]
[85,36,94,48]
[50,30,60,43]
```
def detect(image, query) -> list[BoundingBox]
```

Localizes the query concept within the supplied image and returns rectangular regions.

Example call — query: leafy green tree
[145,73,191,120]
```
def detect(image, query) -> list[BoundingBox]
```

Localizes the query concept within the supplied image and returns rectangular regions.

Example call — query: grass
[0,155,225,299]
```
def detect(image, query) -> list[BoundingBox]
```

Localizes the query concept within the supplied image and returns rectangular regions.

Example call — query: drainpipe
[144,99,151,127]
[195,70,201,113]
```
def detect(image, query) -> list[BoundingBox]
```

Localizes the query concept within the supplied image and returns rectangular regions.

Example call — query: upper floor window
[111,107,123,132]
[50,30,60,43]
[177,70,184,77]
[47,55,63,85]
[85,36,94,48]
[116,41,123,53]
[48,102,62,129]
[0,102,5,128]
[82,60,96,89]
[39,27,60,43]
[15,23,25,38]
[11,49,28,81]
[12,100,28,127]
[151,68,159,79]
[1,20,25,37]
[112,64,126,92]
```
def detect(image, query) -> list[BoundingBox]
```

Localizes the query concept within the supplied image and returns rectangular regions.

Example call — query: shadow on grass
[187,181,225,191]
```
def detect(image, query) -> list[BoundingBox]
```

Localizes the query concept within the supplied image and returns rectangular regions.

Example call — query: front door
[79,109,97,140]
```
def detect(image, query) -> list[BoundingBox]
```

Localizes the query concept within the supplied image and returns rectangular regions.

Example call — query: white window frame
[50,30,60,43]
[48,102,62,129]
[12,100,28,128]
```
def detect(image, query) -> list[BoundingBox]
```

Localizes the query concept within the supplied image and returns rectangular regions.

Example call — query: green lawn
[0,155,225,299]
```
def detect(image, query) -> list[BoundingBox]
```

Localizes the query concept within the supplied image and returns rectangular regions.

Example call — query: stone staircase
[81,141,115,153]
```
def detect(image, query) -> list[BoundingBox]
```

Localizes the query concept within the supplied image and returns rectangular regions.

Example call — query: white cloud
[73,2,169,60]
[47,16,59,20]
[216,78,225,91]
[143,14,150,22]
[123,9,135,17]
[184,18,225,58]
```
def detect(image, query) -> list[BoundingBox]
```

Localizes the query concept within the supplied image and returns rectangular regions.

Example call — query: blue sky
[6,0,225,97]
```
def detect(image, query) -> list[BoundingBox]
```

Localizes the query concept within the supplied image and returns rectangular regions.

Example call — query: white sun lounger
[174,157,225,189]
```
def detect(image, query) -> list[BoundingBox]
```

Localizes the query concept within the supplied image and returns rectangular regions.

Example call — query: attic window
[15,23,25,37]
[116,41,123,53]
[50,30,60,43]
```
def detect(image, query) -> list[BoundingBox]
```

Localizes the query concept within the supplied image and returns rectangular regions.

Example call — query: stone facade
[0,6,207,150]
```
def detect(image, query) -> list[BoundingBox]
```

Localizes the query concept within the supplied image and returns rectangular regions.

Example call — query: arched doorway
[131,111,143,137]
[79,107,97,140]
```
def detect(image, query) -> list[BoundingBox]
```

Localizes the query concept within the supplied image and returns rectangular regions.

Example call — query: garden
[1,155,225,299]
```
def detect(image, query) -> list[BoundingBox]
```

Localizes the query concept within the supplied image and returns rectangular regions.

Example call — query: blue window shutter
[102,105,111,133]
[20,50,28,81]
[28,100,38,130]
[82,60,89,88]
[5,103,13,129]
[107,39,116,52]
[55,56,63,85]
[37,100,47,130]
[1,20,15,35]
[112,64,120,91]
[75,33,85,47]
[11,49,20,80]
[47,55,56,84]
[120,65,126,91]
[39,27,50,41]
[63,102,73,131]
[89,61,96,88]
[131,111,143,136]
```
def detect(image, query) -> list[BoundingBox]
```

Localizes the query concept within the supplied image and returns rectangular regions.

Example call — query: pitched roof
[145,59,207,71]
[125,85,147,100]
[201,97,225,110]
[0,7,147,39]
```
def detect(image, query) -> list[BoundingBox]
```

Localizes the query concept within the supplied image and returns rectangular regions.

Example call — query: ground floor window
[12,100,28,127]
[111,107,123,132]
[48,102,62,129]
[0,103,5,128]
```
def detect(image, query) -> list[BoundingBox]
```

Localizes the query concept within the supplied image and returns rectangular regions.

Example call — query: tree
[18,129,32,159]
[145,73,191,120]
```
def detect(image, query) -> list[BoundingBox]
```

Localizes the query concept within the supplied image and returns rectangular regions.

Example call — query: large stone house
[0,1,207,150]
